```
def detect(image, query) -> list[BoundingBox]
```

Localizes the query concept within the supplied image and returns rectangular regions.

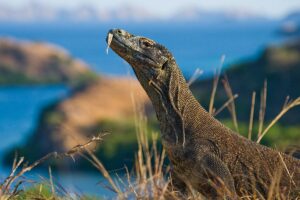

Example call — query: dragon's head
[106,29,181,102]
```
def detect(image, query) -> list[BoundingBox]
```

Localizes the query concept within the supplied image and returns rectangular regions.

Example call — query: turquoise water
[0,21,281,76]
[0,21,283,196]
[0,86,68,173]
[0,86,68,154]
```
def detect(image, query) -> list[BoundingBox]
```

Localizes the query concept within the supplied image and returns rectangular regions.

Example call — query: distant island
[0,38,97,86]
[278,11,300,37]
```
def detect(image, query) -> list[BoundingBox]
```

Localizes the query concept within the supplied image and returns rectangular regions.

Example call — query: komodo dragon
[106,29,300,199]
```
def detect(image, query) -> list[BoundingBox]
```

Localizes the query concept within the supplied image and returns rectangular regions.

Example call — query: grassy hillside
[191,39,300,125]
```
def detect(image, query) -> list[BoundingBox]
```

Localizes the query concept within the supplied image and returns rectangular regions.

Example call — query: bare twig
[214,94,239,117]
[188,68,204,86]
[257,97,300,143]
[209,55,225,115]
[49,166,55,196]
[222,76,239,132]
[248,92,256,140]
[258,80,267,138]
[83,148,122,195]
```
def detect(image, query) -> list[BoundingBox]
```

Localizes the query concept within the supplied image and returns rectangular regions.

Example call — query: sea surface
[0,21,282,76]
[0,21,284,196]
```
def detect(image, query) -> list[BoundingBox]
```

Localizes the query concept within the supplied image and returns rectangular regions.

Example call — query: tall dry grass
[1,57,300,199]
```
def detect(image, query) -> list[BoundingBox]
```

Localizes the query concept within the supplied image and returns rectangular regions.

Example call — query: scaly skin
[107,29,300,199]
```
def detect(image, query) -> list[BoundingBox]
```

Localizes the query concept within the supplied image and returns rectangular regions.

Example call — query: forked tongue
[106,33,113,54]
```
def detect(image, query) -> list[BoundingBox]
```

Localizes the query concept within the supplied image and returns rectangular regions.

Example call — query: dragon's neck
[150,66,212,146]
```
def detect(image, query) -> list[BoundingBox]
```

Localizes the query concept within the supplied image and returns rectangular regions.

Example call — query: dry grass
[1,57,300,199]
[248,92,256,140]
[257,96,300,143]
[258,80,268,139]
[222,75,239,132]
[0,135,104,199]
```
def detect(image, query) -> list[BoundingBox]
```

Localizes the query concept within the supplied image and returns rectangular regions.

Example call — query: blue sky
[1,0,300,18]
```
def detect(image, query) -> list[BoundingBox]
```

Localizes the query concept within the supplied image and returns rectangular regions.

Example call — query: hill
[3,77,153,170]
[0,38,96,86]
[191,38,300,125]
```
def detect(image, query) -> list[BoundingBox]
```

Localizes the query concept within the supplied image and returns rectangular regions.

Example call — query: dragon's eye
[140,38,154,48]
[143,41,151,47]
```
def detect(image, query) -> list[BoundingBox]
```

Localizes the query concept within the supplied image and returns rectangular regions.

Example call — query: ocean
[0,21,282,76]
[0,21,284,196]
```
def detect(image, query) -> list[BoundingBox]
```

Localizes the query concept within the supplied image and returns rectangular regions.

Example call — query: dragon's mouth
[106,33,131,53]
[106,29,136,54]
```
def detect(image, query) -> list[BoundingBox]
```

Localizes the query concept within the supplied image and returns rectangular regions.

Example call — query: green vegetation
[93,118,300,169]
[9,183,100,200]
[222,119,300,149]
[0,63,98,87]
[45,111,65,126]
[69,71,99,89]
[0,64,39,85]
[91,118,160,169]
[15,184,55,200]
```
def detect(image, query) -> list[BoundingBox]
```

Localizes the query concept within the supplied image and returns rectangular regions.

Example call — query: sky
[1,0,300,19]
